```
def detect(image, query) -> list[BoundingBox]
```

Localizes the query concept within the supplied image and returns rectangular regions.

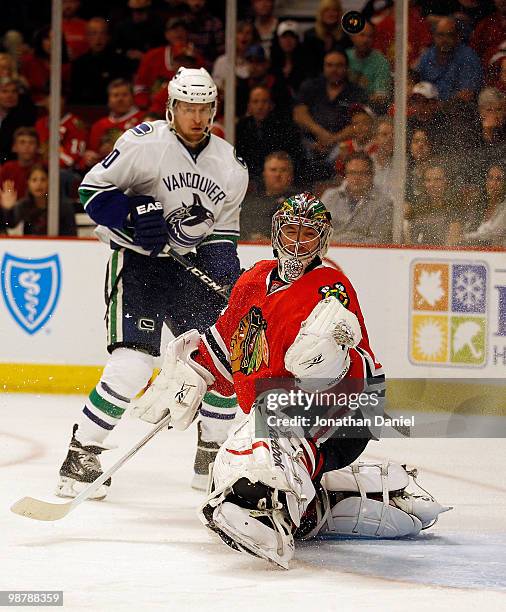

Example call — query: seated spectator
[369,0,432,68]
[240,151,296,240]
[371,117,394,193]
[0,77,37,164]
[487,51,506,93]
[212,20,256,90]
[417,16,483,105]
[134,17,203,109]
[346,21,392,112]
[332,108,377,173]
[235,85,303,184]
[250,0,279,59]
[404,159,463,245]
[113,0,165,72]
[0,164,76,236]
[321,152,393,244]
[302,0,351,78]
[270,21,308,103]
[0,52,29,91]
[0,127,40,198]
[62,0,89,60]
[461,162,506,246]
[35,95,88,169]
[236,44,292,118]
[69,18,132,105]
[407,81,453,153]
[182,0,224,71]
[455,87,506,185]
[86,79,143,167]
[20,26,71,105]
[470,0,506,68]
[293,49,368,181]
[2,31,25,68]
[473,87,506,145]
[406,127,433,203]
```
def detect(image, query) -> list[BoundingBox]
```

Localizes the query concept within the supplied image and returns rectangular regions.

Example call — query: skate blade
[55,476,108,501]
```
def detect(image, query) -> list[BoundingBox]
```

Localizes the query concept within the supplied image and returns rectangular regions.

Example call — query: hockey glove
[129,195,169,257]
[167,194,214,249]
[284,298,362,392]
[132,330,215,429]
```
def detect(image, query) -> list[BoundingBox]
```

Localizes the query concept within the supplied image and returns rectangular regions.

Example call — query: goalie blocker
[199,410,451,569]
[133,330,214,429]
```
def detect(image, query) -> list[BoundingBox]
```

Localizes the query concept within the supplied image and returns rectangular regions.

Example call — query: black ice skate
[56,424,111,500]
[192,422,220,491]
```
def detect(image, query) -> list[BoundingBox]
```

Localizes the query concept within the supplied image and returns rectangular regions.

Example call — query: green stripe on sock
[203,392,237,408]
[89,388,125,418]
[109,251,119,345]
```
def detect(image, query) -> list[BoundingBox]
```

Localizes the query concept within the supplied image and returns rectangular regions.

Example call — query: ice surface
[1,394,505,611]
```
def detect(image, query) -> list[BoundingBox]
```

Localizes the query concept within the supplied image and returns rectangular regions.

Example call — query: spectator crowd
[0,0,504,247]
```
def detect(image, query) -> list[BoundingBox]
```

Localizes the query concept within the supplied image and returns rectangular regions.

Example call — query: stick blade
[10,496,72,521]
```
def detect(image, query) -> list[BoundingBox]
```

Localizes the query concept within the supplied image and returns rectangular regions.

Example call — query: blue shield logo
[1,253,62,334]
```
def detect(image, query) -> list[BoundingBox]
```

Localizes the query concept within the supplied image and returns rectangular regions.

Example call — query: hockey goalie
[133,193,450,568]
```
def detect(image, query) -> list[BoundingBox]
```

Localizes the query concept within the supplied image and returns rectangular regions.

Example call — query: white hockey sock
[77,382,131,444]
[76,348,153,445]
[199,391,238,444]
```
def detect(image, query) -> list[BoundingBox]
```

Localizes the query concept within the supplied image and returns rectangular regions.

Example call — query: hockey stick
[164,247,231,300]
[10,414,172,522]
[10,249,228,522]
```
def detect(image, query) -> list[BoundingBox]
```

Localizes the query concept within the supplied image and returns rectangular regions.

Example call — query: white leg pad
[211,502,294,569]
[310,462,451,538]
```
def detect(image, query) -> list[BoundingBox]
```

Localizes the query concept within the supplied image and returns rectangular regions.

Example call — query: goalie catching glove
[131,329,214,430]
[284,297,362,392]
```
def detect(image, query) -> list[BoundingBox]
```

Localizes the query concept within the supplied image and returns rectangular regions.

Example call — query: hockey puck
[341,11,366,35]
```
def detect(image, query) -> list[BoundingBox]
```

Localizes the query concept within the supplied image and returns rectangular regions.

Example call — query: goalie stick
[11,414,172,522]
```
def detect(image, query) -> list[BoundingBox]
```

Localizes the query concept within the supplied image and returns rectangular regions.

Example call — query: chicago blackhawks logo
[319,282,349,306]
[230,306,269,375]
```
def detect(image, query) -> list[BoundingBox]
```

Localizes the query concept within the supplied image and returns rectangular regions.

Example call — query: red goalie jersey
[195,259,383,414]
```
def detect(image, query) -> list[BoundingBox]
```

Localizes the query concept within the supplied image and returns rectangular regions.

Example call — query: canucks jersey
[196,260,385,420]
[78,120,248,255]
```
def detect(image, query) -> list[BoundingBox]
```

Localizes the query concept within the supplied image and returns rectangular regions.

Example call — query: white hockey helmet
[166,67,218,136]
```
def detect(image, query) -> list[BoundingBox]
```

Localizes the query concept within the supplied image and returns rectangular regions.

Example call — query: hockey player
[56,67,248,499]
[132,192,450,568]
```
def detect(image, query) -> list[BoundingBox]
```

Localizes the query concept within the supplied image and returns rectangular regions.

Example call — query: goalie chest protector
[210,260,378,412]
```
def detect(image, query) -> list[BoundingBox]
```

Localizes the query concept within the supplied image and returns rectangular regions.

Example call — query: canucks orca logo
[1,253,62,335]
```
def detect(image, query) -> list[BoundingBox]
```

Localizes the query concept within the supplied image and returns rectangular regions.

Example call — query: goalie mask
[272,192,333,283]
[166,67,218,142]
